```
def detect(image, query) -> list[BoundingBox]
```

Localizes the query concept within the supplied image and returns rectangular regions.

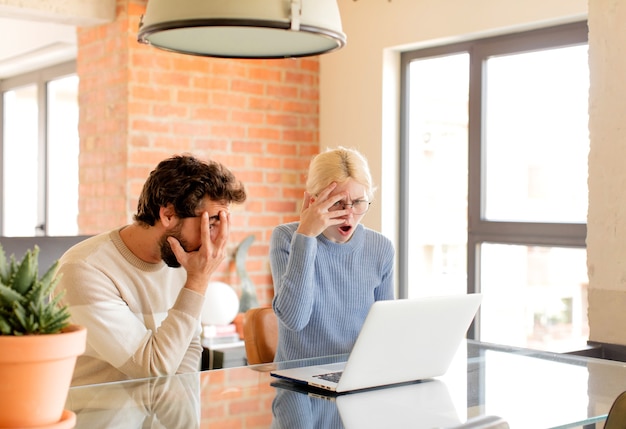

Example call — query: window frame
[399,22,589,339]
[0,60,77,237]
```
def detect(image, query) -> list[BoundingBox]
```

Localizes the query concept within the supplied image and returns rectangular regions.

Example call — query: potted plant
[0,243,86,428]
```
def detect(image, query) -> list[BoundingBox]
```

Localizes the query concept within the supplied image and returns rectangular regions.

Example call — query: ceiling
[0,0,115,80]
[0,17,77,79]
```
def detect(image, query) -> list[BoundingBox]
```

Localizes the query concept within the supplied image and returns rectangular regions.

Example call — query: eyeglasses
[329,199,371,215]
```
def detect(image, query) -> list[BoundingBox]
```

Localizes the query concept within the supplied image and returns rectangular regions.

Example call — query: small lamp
[137,0,346,59]
[202,282,240,327]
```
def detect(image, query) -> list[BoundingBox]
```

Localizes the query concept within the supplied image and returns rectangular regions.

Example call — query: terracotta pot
[0,324,86,428]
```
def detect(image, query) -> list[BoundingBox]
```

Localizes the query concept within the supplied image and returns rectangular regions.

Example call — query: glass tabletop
[65,340,626,428]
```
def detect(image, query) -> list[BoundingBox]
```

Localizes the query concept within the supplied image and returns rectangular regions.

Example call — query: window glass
[2,85,39,236]
[480,244,588,352]
[1,63,78,237]
[484,45,589,223]
[401,23,589,352]
[47,75,79,236]
[406,53,469,298]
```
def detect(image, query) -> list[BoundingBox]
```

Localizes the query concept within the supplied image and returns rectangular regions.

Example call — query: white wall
[587,0,626,345]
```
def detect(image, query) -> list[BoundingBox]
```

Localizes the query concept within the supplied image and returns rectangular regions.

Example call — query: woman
[270,146,395,362]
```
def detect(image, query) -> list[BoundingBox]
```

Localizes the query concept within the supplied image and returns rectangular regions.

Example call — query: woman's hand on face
[296,182,349,237]
[169,210,230,294]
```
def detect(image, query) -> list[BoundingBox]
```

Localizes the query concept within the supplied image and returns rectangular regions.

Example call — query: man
[55,154,247,386]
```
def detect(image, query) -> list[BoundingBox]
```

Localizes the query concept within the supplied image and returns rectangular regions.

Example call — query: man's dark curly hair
[134,154,247,226]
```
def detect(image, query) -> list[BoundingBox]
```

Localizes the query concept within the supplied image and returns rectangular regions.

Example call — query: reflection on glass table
[65,340,626,428]
[271,378,463,428]
[66,372,201,429]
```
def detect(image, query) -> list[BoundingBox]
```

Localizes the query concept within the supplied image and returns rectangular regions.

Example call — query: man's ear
[159,204,176,227]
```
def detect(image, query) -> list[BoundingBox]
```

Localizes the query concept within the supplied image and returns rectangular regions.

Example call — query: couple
[56,147,393,386]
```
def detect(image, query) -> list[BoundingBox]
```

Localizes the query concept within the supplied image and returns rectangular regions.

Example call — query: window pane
[47,75,79,236]
[480,243,589,352]
[2,85,39,236]
[484,45,589,223]
[407,53,469,297]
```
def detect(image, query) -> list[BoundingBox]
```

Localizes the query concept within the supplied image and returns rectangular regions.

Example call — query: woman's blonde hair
[305,146,376,200]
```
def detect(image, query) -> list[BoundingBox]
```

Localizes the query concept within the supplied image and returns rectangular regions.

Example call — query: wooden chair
[604,391,626,429]
[243,307,278,366]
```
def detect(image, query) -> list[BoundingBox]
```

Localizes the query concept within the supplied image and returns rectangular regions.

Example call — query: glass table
[65,340,626,428]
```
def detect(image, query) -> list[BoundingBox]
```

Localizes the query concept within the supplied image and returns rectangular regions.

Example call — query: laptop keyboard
[313,371,343,383]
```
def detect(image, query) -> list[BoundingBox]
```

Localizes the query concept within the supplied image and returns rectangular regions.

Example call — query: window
[1,62,79,237]
[400,22,589,352]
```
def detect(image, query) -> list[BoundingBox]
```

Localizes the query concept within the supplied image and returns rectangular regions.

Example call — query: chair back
[243,307,278,365]
[605,391,626,429]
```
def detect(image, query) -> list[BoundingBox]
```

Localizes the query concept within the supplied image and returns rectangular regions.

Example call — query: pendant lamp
[137,0,346,59]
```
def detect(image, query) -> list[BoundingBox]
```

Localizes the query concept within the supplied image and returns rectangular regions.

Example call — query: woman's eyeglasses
[329,199,371,215]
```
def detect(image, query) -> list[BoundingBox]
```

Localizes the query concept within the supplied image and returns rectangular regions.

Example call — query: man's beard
[159,229,187,268]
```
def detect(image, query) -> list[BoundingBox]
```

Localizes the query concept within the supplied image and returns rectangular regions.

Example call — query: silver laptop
[270,293,482,394]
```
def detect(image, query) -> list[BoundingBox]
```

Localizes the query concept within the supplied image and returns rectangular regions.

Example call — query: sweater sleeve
[270,224,319,331]
[57,259,204,380]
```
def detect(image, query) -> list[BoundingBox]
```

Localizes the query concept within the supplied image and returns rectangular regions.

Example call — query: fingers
[197,212,212,257]
[182,211,229,294]
[296,183,351,237]
[309,183,348,212]
[316,182,338,204]
[198,211,229,255]
[321,190,349,215]
[301,191,311,211]
[167,236,187,264]
[212,210,230,254]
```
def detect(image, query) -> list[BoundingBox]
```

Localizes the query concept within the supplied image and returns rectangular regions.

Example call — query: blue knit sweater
[270,222,395,362]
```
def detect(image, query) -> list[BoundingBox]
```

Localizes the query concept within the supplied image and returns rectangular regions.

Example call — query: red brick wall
[76,0,319,306]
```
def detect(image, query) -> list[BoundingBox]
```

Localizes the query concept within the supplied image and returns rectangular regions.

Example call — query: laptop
[270,293,482,394]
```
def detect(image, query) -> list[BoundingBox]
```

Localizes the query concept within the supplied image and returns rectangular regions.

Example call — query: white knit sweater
[55,227,204,386]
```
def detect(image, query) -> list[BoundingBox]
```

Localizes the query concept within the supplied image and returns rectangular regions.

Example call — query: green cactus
[0,243,70,335]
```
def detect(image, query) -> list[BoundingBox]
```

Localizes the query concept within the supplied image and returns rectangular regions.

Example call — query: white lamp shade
[138,0,346,59]
[201,281,240,326]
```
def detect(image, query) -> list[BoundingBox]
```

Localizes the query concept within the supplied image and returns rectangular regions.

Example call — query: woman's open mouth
[339,225,352,233]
